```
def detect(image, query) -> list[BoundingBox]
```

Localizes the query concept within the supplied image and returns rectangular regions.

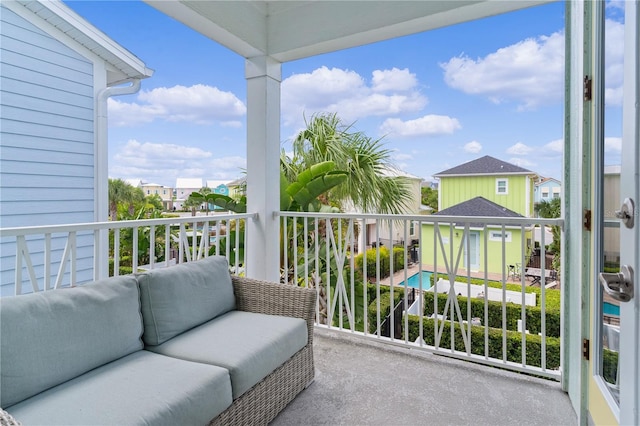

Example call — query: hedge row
[366,286,408,334]
[603,349,619,384]
[423,292,561,338]
[406,315,561,370]
[354,247,406,279]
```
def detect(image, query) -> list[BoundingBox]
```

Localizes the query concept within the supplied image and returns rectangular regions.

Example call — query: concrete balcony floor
[272,332,577,426]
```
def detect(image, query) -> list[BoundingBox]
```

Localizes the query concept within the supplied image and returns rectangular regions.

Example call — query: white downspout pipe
[95,79,142,279]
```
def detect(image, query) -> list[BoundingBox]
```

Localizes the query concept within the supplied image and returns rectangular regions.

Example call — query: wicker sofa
[0,256,316,425]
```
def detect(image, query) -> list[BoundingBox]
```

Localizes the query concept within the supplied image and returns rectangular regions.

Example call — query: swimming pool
[397,271,433,290]
[603,302,620,316]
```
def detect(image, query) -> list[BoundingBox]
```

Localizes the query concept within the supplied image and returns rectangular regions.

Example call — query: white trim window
[489,230,512,242]
[496,178,508,194]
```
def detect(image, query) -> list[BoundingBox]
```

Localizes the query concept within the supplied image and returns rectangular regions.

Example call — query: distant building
[174,178,203,210]
[422,156,538,274]
[534,177,561,205]
[140,183,174,210]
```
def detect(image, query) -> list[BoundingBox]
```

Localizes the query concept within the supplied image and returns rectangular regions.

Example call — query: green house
[421,156,538,275]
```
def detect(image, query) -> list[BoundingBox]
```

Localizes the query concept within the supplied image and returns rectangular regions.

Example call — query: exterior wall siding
[534,180,562,204]
[0,5,95,295]
[440,175,532,216]
[420,223,526,276]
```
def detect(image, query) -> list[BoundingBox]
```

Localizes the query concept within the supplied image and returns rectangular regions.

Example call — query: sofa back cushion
[0,275,143,408]
[137,256,235,346]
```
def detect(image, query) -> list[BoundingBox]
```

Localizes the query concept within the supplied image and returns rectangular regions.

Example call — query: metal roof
[435,196,523,218]
[435,155,535,177]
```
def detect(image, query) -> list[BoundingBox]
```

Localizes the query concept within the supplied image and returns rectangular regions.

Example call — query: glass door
[592,1,639,424]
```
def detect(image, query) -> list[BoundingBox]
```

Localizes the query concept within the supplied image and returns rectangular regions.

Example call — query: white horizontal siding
[0,5,96,293]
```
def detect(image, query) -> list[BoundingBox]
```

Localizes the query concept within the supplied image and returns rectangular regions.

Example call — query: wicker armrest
[0,409,20,426]
[231,276,317,343]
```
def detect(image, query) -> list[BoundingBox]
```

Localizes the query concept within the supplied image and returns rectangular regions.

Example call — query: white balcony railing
[0,213,254,296]
[1,211,564,379]
[278,212,564,379]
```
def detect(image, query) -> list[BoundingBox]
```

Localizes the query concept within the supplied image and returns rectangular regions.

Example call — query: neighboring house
[0,0,152,295]
[205,180,230,211]
[422,197,526,272]
[226,177,246,200]
[421,156,537,274]
[174,178,203,210]
[436,155,537,217]
[140,183,174,211]
[359,168,422,250]
[534,177,561,205]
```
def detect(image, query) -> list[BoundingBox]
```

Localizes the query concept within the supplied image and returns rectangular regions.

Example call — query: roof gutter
[95,79,142,279]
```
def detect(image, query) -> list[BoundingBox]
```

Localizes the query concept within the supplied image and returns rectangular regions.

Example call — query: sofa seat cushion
[137,256,236,346]
[146,310,308,399]
[6,350,233,426]
[0,275,143,408]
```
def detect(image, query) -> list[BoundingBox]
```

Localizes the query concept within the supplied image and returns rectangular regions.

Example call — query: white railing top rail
[277,211,563,228]
[0,213,257,237]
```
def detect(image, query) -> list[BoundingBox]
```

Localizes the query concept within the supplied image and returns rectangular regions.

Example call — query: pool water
[603,302,620,316]
[398,271,433,290]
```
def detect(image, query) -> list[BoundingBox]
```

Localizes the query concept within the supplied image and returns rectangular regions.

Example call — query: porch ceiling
[144,0,553,62]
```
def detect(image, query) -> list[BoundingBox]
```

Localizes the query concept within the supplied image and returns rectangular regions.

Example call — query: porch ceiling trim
[145,0,554,62]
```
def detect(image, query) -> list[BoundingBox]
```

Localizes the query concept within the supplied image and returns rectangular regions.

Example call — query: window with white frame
[542,189,549,198]
[489,230,512,242]
[409,221,415,236]
[496,178,508,194]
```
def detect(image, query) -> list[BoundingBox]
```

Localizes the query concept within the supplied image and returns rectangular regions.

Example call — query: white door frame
[615,2,639,423]
[590,1,639,424]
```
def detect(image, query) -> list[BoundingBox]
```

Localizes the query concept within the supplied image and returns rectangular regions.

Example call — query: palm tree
[108,179,139,220]
[282,113,412,214]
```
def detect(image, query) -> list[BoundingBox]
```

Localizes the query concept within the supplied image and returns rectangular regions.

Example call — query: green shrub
[406,316,560,370]
[108,258,134,276]
[602,349,619,384]
[391,247,405,273]
[367,286,407,334]
[355,247,390,278]
[422,292,561,338]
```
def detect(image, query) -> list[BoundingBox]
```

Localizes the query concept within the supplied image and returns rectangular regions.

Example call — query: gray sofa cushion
[0,275,143,408]
[6,350,233,425]
[137,256,236,346]
[146,310,308,399]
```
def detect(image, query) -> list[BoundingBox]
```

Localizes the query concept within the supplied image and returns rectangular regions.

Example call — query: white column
[245,56,282,282]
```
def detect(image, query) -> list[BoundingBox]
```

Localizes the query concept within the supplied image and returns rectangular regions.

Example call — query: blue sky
[66,1,625,188]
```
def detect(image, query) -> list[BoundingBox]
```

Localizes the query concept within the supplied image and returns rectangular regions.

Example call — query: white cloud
[605,137,621,152]
[110,139,246,185]
[391,150,413,161]
[544,139,563,153]
[604,18,625,106]
[464,141,482,154]
[379,114,460,137]
[281,66,427,128]
[372,68,418,92]
[506,142,533,155]
[441,31,565,110]
[108,84,246,127]
[441,19,624,109]
[509,157,536,168]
